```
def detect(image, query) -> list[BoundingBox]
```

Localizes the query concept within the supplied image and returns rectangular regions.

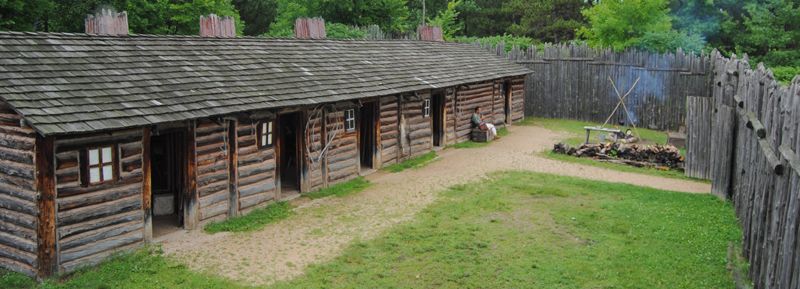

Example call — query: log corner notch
[35,135,57,278]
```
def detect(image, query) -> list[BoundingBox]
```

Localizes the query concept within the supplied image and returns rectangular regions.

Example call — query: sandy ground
[159,124,710,285]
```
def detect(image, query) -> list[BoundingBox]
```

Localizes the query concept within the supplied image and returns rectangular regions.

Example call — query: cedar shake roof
[0,32,530,136]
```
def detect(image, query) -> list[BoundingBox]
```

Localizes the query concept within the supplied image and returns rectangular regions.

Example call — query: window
[82,145,115,185]
[344,109,356,132]
[258,121,274,148]
[423,99,431,117]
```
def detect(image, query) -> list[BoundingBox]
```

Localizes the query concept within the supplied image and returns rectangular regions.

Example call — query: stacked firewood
[553,143,684,169]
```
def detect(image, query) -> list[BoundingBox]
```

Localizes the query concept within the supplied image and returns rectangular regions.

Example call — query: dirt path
[160,125,710,285]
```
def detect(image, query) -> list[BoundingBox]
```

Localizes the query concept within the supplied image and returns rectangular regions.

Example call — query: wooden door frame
[357,99,380,171]
[431,90,446,147]
[275,111,306,196]
[504,80,512,124]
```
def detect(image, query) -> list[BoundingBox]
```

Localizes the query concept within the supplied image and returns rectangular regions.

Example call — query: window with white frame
[258,121,274,148]
[344,109,356,132]
[423,99,431,117]
[84,146,115,185]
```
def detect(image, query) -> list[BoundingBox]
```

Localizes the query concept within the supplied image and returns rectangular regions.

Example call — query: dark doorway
[278,112,303,195]
[359,102,376,170]
[503,81,512,123]
[151,130,185,237]
[432,92,445,147]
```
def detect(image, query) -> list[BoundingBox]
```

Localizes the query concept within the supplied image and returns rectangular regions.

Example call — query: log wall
[0,102,38,276]
[380,96,400,166]
[236,120,277,213]
[326,105,359,184]
[306,110,325,190]
[401,92,433,159]
[54,129,144,273]
[445,89,457,145]
[455,82,496,143]
[510,77,525,122]
[194,120,230,224]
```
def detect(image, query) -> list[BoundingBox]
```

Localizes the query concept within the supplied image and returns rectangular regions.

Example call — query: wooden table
[583,126,621,144]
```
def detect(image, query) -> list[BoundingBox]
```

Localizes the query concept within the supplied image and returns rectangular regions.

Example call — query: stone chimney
[200,14,236,37]
[85,8,129,36]
[417,25,443,42]
[294,18,326,39]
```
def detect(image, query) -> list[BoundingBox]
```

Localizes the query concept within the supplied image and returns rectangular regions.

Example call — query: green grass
[0,247,246,289]
[533,117,669,147]
[383,151,438,172]
[273,171,742,288]
[448,127,509,149]
[204,201,293,233]
[304,177,370,199]
[2,172,743,288]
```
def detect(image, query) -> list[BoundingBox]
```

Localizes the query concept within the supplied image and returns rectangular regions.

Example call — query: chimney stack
[294,18,326,39]
[200,14,236,37]
[85,8,129,36]
[417,25,443,42]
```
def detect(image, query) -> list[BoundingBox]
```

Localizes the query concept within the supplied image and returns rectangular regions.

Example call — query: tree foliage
[504,0,587,43]
[427,0,462,40]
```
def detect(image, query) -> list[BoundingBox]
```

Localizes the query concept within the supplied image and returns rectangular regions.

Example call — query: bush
[771,66,800,84]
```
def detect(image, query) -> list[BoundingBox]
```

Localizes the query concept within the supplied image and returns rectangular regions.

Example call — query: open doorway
[359,102,376,171]
[278,112,303,197]
[431,92,445,147]
[151,130,185,237]
[503,81,512,124]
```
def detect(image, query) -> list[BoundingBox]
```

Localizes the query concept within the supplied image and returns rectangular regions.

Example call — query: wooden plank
[35,135,56,278]
[227,120,238,217]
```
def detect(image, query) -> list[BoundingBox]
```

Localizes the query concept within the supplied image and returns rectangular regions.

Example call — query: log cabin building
[0,13,529,278]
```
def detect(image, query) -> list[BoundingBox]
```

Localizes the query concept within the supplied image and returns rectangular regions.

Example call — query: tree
[504,0,587,43]
[233,0,277,36]
[734,0,800,67]
[267,0,411,36]
[427,0,462,39]
[0,0,56,31]
[578,0,703,52]
[459,0,511,37]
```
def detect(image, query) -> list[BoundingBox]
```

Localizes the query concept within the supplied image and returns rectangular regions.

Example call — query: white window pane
[102,147,112,163]
[89,149,99,165]
[89,167,101,183]
[267,134,272,145]
[261,134,267,146]
[268,121,273,133]
[102,166,113,181]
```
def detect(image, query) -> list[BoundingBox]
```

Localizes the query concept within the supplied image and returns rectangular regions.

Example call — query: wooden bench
[583,126,621,144]
[471,128,494,142]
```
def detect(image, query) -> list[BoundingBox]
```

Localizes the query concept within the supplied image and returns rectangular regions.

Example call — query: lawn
[3,171,741,288]
[204,201,293,233]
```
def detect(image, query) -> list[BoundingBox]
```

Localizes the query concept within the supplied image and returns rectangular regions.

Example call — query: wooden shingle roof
[0,32,530,136]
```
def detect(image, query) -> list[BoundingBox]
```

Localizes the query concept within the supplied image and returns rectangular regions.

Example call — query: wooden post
[35,135,56,278]
[274,115,282,199]
[227,120,239,217]
[141,127,153,242]
[184,121,199,229]
[374,98,382,168]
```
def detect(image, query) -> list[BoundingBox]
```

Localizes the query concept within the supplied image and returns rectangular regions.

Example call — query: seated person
[471,107,498,138]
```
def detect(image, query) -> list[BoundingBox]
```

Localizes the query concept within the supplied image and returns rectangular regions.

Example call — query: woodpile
[553,142,684,170]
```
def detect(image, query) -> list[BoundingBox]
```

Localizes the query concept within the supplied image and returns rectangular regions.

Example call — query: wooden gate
[685,96,713,179]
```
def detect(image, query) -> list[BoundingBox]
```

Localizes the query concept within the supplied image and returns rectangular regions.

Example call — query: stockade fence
[480,43,712,131]
[704,50,800,289]
[483,41,799,288]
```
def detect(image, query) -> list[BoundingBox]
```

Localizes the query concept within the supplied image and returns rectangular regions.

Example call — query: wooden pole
[35,135,57,278]
[227,120,239,217]
[141,127,152,242]
[184,121,198,229]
